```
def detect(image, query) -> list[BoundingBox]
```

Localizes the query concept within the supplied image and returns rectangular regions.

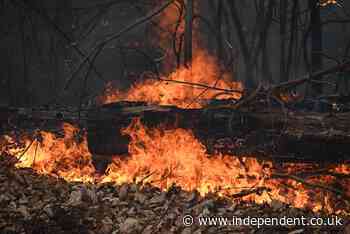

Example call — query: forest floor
[0,154,348,234]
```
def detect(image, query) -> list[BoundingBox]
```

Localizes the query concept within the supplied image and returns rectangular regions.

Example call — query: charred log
[1,101,350,164]
[86,102,350,163]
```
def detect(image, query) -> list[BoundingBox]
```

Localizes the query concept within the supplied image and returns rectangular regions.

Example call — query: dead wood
[271,172,349,200]
[86,102,350,162]
[2,101,350,162]
[272,61,350,95]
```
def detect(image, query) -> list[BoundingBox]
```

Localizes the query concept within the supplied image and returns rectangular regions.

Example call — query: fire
[98,0,242,109]
[99,50,243,109]
[0,0,348,217]
[319,0,338,7]
[4,123,95,183]
[102,118,269,196]
[1,119,349,215]
[101,119,349,214]
[155,0,185,51]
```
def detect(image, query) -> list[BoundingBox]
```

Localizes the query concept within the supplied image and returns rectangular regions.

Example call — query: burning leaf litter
[1,120,350,216]
[0,2,349,232]
[0,154,348,234]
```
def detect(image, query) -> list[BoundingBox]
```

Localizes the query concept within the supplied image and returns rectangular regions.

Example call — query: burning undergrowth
[1,119,349,217]
[0,1,349,227]
[2,154,347,234]
[98,50,243,109]
[2,123,96,183]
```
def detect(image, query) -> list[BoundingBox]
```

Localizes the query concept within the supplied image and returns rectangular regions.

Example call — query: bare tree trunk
[256,0,275,84]
[215,0,223,61]
[184,0,193,67]
[54,0,72,99]
[280,0,288,82]
[309,0,323,96]
[262,41,273,84]
[20,11,29,106]
[285,0,299,81]
[224,0,254,88]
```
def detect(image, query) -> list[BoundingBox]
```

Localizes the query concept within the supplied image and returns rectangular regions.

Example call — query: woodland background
[0,0,349,106]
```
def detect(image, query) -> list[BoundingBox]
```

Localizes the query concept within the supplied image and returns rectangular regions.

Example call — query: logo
[183,215,194,227]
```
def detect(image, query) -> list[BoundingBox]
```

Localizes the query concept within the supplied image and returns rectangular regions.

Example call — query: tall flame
[102,118,270,197]
[98,0,242,109]
[99,51,242,109]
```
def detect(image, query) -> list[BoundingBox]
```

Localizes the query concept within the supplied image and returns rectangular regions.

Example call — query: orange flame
[2,120,349,214]
[1,1,349,217]
[6,123,95,183]
[99,50,243,109]
[98,0,242,108]
[100,119,349,214]
[156,0,185,49]
[101,118,270,197]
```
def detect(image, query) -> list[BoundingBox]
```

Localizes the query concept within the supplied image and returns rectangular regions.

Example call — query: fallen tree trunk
[1,102,349,163]
[86,102,350,163]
